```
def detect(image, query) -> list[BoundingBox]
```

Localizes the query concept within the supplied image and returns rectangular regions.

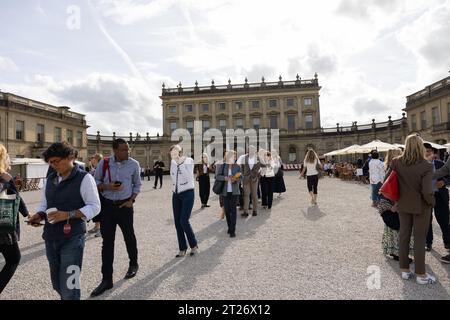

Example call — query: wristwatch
[68,210,77,219]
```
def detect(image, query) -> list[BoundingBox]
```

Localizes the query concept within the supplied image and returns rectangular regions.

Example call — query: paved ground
[1,171,450,300]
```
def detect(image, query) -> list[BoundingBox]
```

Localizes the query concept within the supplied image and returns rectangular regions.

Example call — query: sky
[1,0,449,136]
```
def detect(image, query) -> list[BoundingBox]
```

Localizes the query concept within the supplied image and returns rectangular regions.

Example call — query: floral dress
[378,197,414,256]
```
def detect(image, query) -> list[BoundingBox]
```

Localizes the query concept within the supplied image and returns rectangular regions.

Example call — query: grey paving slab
[1,172,450,300]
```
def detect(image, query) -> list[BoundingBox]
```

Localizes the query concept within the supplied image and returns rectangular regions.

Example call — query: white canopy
[324,144,360,156]
[445,143,450,151]
[354,140,401,153]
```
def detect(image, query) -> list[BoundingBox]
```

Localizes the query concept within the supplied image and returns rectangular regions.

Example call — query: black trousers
[307,175,319,194]
[426,189,450,246]
[100,201,138,281]
[198,174,210,205]
[260,176,275,208]
[154,173,163,187]
[224,193,238,234]
[0,242,21,294]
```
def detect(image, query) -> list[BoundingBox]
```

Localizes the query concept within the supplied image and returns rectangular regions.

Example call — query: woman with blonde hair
[379,148,414,262]
[391,134,436,284]
[0,144,30,294]
[300,149,322,205]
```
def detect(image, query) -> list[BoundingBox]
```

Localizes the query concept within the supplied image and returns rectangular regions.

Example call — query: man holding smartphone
[91,138,142,297]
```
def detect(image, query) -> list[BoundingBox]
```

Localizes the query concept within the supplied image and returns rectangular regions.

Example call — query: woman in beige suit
[391,134,436,284]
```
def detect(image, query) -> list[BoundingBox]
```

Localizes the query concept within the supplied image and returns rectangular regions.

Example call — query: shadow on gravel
[16,235,100,266]
[385,258,450,299]
[301,205,326,221]
[112,206,272,299]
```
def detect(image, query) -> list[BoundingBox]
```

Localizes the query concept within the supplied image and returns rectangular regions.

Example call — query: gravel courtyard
[1,171,450,300]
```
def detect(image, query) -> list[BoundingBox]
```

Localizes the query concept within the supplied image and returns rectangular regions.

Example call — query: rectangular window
[288,115,296,131]
[76,131,83,147]
[286,98,295,108]
[170,122,177,133]
[219,119,227,131]
[304,98,313,106]
[447,103,450,122]
[305,114,313,129]
[251,100,260,108]
[411,114,417,131]
[54,127,62,142]
[16,120,24,140]
[235,118,244,129]
[66,129,73,145]
[270,116,278,129]
[36,124,45,143]
[269,99,277,108]
[169,105,177,113]
[201,103,209,112]
[420,111,427,129]
[235,101,243,110]
[218,102,226,111]
[432,107,440,125]
[186,121,194,134]
[185,104,193,112]
[202,120,210,132]
[252,118,260,130]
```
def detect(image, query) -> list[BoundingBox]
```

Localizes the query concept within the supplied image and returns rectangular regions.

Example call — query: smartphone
[114,181,122,186]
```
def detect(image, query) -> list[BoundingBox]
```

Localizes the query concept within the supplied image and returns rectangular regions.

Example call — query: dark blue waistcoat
[43,165,87,241]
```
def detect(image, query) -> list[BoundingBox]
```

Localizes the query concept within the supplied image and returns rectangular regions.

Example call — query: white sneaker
[190,246,198,256]
[416,273,436,285]
[401,271,413,280]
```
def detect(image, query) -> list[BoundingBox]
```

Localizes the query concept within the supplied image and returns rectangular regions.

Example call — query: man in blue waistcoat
[28,142,101,300]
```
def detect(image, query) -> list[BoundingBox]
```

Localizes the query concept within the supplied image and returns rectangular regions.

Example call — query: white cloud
[94,0,181,25]
[2,0,450,135]
[0,56,18,72]
[2,72,176,136]
[396,1,450,83]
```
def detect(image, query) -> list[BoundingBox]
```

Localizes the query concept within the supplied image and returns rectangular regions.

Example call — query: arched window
[289,146,297,162]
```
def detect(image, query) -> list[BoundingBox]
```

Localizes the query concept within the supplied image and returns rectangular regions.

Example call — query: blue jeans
[45,234,85,300]
[371,182,382,202]
[172,189,197,251]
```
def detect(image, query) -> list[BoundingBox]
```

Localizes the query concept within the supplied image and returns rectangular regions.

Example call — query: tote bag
[379,170,399,202]
[0,190,21,233]
[212,164,226,195]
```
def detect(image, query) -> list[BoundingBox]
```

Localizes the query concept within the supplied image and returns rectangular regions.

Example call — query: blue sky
[1,0,449,135]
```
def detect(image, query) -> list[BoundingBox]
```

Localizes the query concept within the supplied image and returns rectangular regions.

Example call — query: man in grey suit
[237,145,261,217]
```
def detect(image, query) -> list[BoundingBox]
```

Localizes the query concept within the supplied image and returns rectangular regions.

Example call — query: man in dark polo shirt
[91,138,142,297]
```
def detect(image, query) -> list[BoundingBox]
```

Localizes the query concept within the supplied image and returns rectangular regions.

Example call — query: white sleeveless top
[305,159,318,176]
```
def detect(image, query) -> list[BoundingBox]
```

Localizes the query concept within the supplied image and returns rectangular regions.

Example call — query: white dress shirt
[37,174,101,221]
[369,159,385,184]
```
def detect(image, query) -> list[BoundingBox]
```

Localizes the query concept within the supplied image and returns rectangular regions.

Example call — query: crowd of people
[3,133,450,298]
